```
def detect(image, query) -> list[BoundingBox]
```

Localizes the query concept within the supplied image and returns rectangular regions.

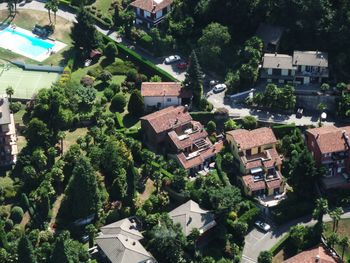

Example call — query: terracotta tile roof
[284,245,339,263]
[242,148,282,170]
[141,106,192,134]
[168,122,208,151]
[242,175,266,191]
[245,159,262,170]
[141,82,192,98]
[130,0,173,13]
[307,125,350,154]
[263,148,283,168]
[227,128,277,150]
[176,141,223,170]
[266,178,283,189]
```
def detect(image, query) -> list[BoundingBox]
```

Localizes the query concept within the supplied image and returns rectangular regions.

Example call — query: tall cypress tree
[50,234,70,263]
[71,8,100,53]
[185,50,203,107]
[18,236,36,263]
[127,90,144,117]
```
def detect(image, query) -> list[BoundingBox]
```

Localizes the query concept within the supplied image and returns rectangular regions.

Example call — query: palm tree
[329,207,344,232]
[7,0,14,16]
[327,232,339,248]
[51,0,59,25]
[57,131,65,156]
[44,0,53,24]
[312,198,329,224]
[6,86,14,105]
[338,236,349,260]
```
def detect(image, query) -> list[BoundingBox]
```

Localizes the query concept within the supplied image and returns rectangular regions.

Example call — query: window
[167,98,172,102]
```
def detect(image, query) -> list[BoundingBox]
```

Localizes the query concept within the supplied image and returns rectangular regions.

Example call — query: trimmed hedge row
[151,161,174,180]
[215,154,231,187]
[238,206,260,227]
[270,233,290,256]
[115,112,124,129]
[272,123,297,139]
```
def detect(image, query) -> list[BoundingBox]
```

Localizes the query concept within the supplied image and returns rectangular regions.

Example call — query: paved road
[0,0,184,81]
[207,89,335,126]
[242,208,350,263]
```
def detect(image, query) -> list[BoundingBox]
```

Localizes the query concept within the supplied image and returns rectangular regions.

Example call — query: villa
[141,106,223,174]
[141,82,192,111]
[0,96,17,166]
[130,0,173,28]
[283,245,339,263]
[226,128,285,206]
[261,51,329,85]
[306,125,350,189]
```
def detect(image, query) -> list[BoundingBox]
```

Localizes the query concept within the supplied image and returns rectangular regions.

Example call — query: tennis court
[0,62,60,99]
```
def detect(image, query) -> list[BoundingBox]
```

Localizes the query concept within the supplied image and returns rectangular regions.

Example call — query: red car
[177,62,188,70]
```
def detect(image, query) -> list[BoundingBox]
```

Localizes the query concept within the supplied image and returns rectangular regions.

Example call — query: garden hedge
[272,124,297,139]
[238,206,260,227]
[269,233,290,256]
[115,112,124,129]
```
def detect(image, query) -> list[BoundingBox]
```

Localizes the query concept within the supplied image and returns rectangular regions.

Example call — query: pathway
[242,208,350,263]
[0,1,185,81]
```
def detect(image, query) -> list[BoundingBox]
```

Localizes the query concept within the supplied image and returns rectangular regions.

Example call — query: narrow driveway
[207,89,335,126]
[0,0,184,81]
[242,208,350,263]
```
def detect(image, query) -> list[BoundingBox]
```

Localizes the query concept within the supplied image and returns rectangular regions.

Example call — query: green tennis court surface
[0,63,60,99]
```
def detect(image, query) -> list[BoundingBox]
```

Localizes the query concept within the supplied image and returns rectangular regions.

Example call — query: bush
[115,112,124,129]
[87,65,103,78]
[10,206,24,224]
[257,251,273,263]
[238,206,260,227]
[241,116,257,130]
[10,102,22,113]
[4,219,13,231]
[80,75,95,87]
[103,88,114,101]
[272,124,296,139]
[105,61,135,75]
[126,69,138,82]
[206,121,216,134]
[224,119,238,131]
[138,33,153,50]
[128,90,144,117]
[104,42,118,62]
[110,94,126,112]
[109,83,121,93]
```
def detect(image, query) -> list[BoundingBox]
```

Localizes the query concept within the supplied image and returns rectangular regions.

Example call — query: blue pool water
[0,27,55,58]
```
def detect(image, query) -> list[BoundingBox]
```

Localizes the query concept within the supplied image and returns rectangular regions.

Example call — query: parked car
[255,220,271,232]
[165,55,181,64]
[177,62,188,70]
[213,83,227,93]
[321,112,327,121]
[209,80,219,87]
[296,108,304,118]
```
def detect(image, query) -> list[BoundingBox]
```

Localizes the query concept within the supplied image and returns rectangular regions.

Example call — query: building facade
[306,125,350,189]
[130,0,173,28]
[141,106,223,173]
[226,128,285,203]
[261,51,329,85]
[0,97,17,166]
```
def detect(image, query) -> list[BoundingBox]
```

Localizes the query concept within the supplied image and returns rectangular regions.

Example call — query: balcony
[295,69,329,78]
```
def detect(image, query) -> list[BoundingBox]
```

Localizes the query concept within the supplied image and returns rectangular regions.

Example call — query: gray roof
[168,200,216,236]
[293,51,328,67]
[96,234,156,263]
[0,97,11,125]
[262,53,296,70]
[256,23,284,47]
[100,218,143,241]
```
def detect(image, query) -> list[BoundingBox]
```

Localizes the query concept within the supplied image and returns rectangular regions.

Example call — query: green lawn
[92,0,116,17]
[62,128,88,154]
[324,219,350,261]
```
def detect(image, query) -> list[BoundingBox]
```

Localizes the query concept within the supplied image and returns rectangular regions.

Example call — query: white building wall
[144,96,181,109]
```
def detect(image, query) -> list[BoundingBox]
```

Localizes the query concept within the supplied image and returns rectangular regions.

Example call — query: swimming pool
[0,26,65,62]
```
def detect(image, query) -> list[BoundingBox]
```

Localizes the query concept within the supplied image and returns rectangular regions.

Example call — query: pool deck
[0,26,66,62]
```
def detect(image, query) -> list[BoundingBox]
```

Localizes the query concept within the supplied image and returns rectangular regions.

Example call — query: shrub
[224,119,238,131]
[87,65,103,78]
[10,102,22,113]
[110,94,126,112]
[150,75,162,82]
[105,61,135,75]
[4,219,13,231]
[138,33,153,50]
[102,16,113,26]
[99,70,112,83]
[241,116,257,130]
[100,96,108,105]
[206,121,216,134]
[104,42,118,62]
[103,88,114,101]
[80,75,95,87]
[238,206,260,227]
[10,206,24,224]
[115,112,124,129]
[109,83,121,93]
[272,124,296,139]
[126,69,138,82]
[257,251,273,263]
[128,90,144,116]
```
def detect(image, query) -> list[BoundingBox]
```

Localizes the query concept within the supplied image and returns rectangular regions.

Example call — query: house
[141,82,192,110]
[130,0,173,28]
[226,128,285,205]
[283,245,340,263]
[261,51,329,85]
[168,200,216,237]
[95,217,157,263]
[255,23,284,52]
[306,125,350,189]
[141,106,223,173]
[0,96,17,166]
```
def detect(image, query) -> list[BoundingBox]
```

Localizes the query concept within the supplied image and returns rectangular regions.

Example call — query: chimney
[315,255,320,262]
[184,105,188,112]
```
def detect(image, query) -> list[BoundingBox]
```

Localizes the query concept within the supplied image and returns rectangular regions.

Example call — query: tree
[224,119,238,131]
[51,0,59,25]
[150,75,162,82]
[198,22,231,69]
[99,70,112,85]
[25,118,52,149]
[338,236,350,260]
[327,232,339,248]
[329,207,344,232]
[71,8,99,53]
[10,206,24,224]
[85,224,96,248]
[6,86,14,105]
[110,168,128,201]
[110,94,126,113]
[59,156,100,222]
[206,121,216,134]
[257,251,272,263]
[44,0,53,24]
[207,186,242,213]
[320,83,330,92]
[17,236,36,263]
[313,198,328,224]
[104,42,118,62]
[241,116,257,130]
[289,225,307,252]
[57,131,66,156]
[127,90,144,117]
[185,50,203,106]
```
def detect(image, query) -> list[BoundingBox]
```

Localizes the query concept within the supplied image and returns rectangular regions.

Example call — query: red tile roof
[263,148,283,168]
[242,148,282,170]
[168,122,208,150]
[176,141,223,170]
[141,82,192,98]
[227,128,277,150]
[130,0,173,13]
[266,178,283,189]
[307,125,350,154]
[242,175,266,191]
[141,106,192,134]
[284,245,339,263]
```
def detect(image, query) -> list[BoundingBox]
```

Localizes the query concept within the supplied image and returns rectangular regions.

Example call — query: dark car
[296,108,304,118]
